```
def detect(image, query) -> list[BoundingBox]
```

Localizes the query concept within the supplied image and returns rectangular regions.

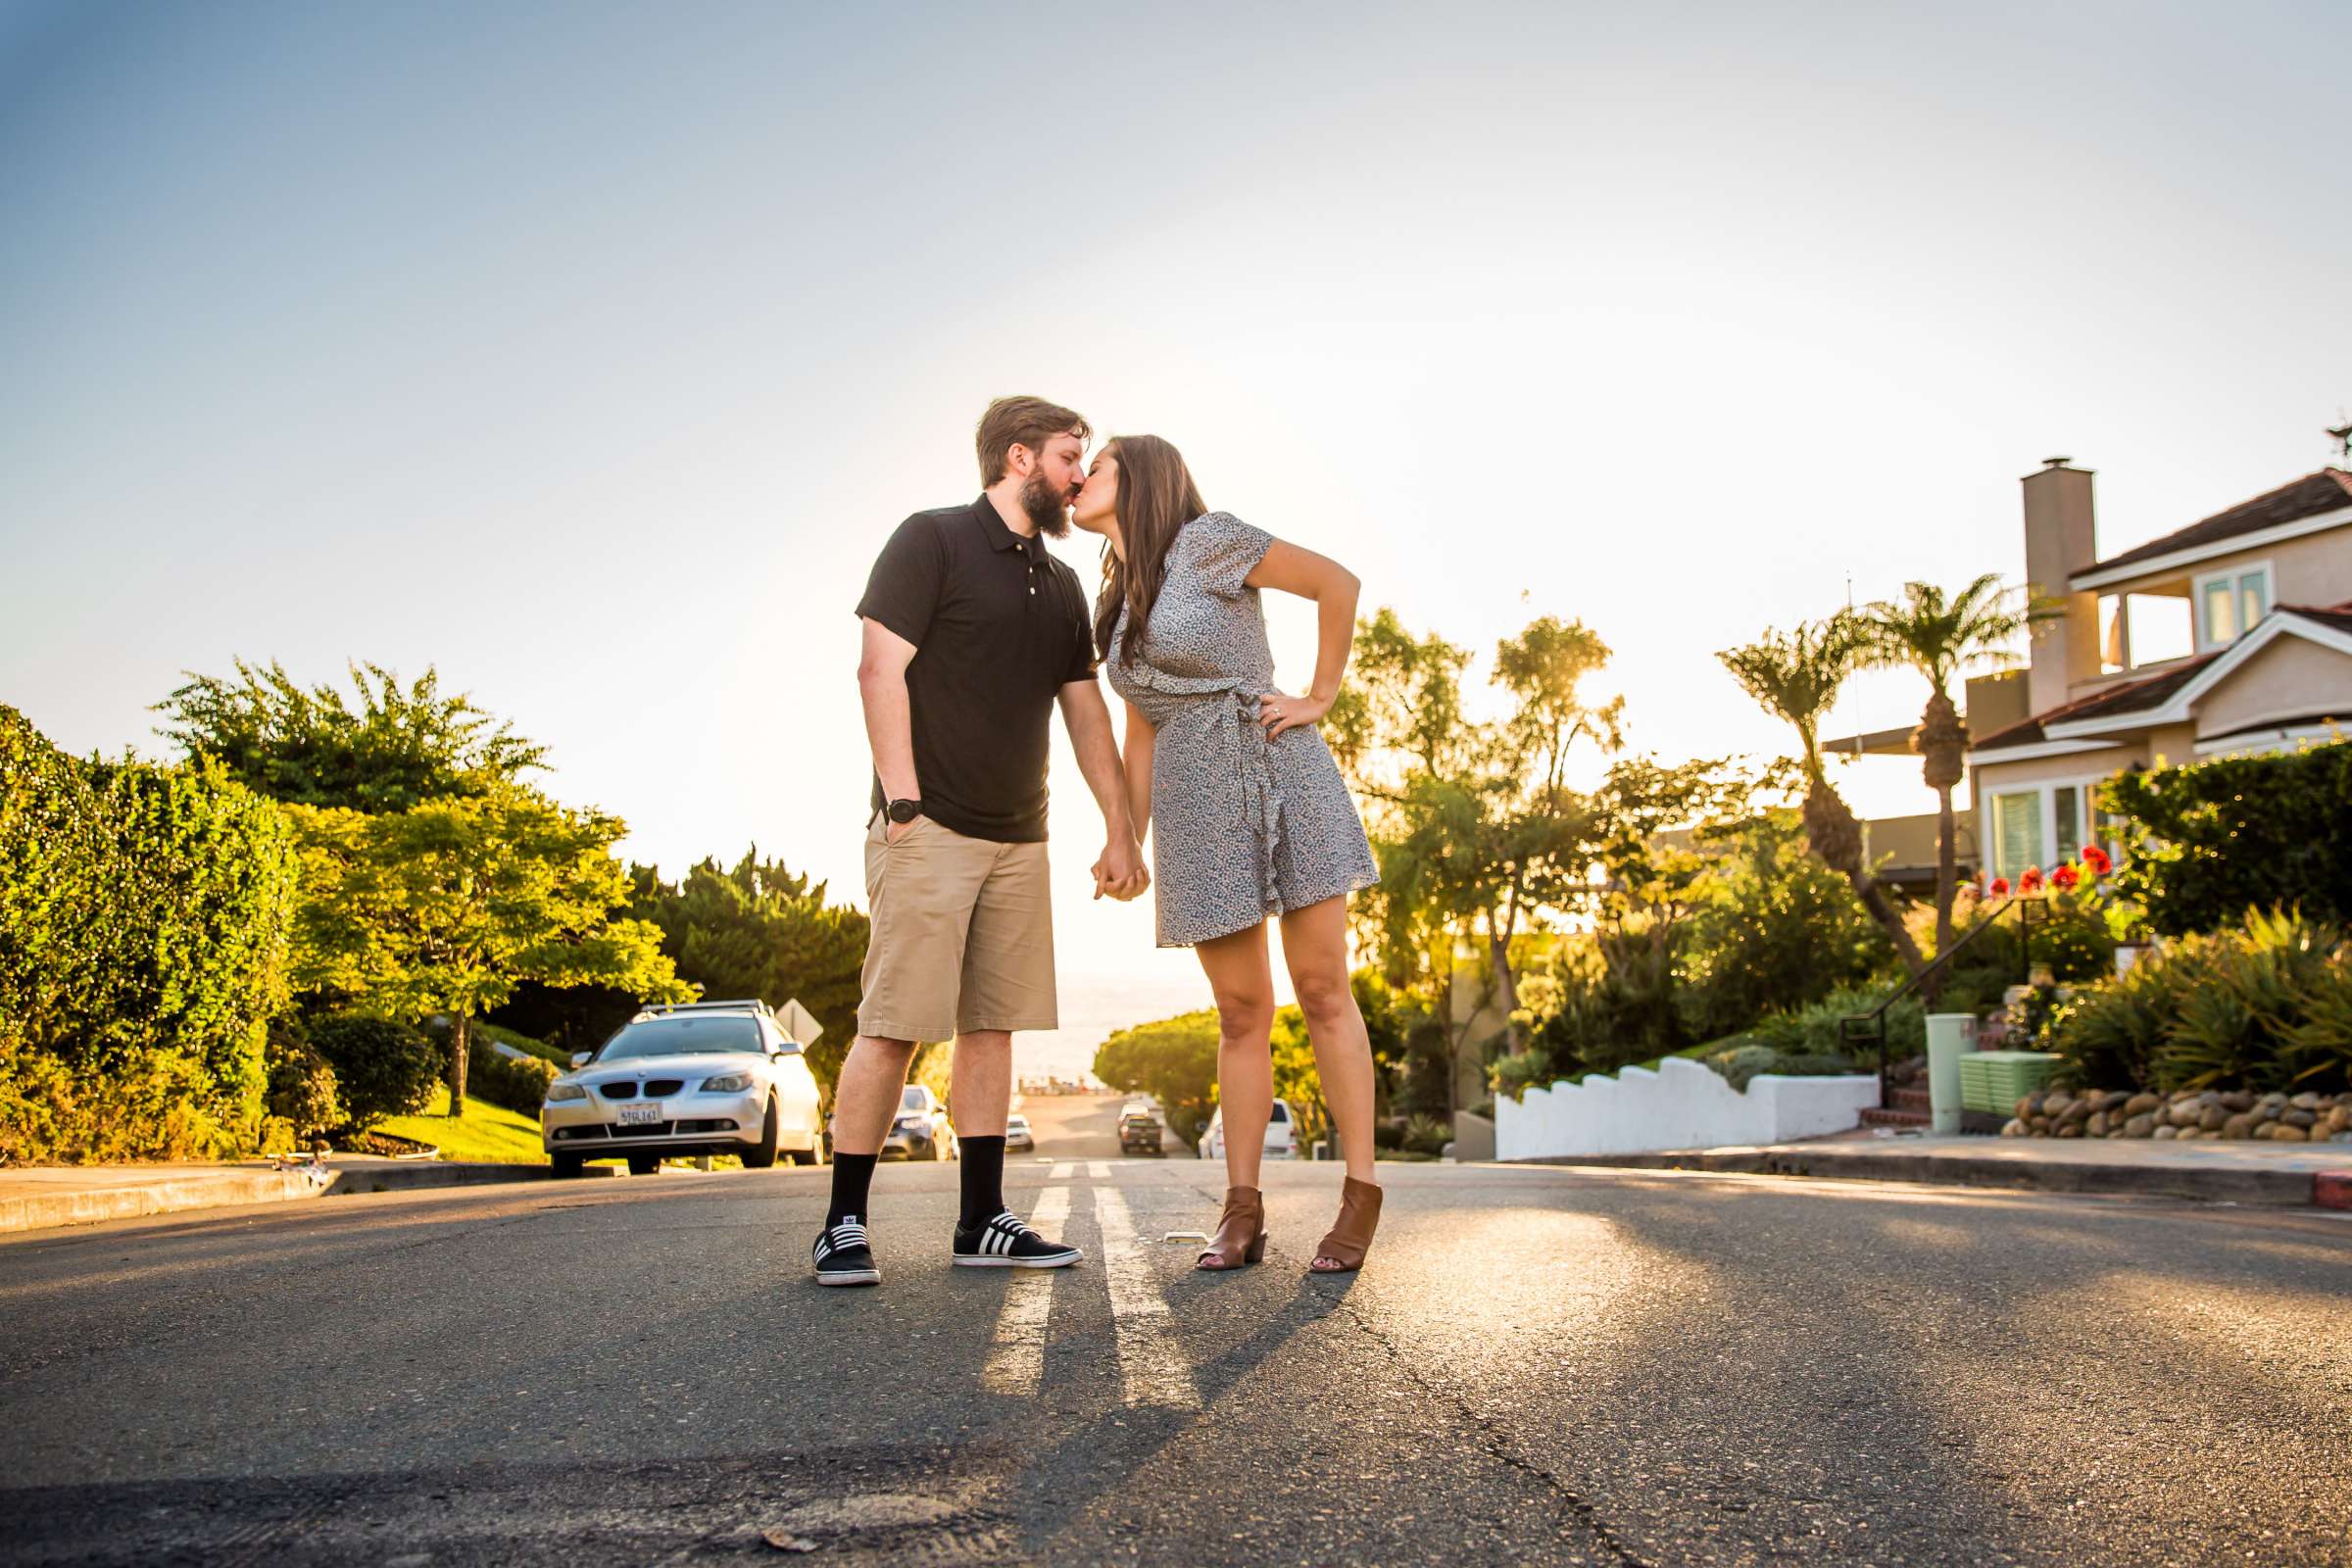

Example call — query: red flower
[2050,863,2080,891]
[2081,844,2112,876]
[1989,876,2011,897]
[2020,866,2044,893]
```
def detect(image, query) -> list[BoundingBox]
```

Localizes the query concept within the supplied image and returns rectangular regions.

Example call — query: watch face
[890,800,920,824]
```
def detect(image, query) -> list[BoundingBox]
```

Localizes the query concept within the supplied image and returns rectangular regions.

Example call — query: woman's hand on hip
[1257,690,1332,739]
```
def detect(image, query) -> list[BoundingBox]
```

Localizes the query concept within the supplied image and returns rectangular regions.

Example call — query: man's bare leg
[831,1034,918,1155]
[949,1030,1011,1137]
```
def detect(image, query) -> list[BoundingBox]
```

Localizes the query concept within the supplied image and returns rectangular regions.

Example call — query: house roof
[1971,599,2352,754]
[2083,468,2352,577]
[1970,653,2220,752]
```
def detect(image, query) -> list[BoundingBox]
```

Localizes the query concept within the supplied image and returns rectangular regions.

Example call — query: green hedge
[2105,742,2352,937]
[310,1013,441,1131]
[466,1033,560,1116]
[1,707,300,1161]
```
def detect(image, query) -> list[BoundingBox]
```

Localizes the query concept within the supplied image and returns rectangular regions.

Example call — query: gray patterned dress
[1106,513,1380,947]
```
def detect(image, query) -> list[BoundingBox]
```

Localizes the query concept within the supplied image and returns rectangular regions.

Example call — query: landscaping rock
[2001,1118,2027,1137]
[2178,1127,2206,1141]
[2327,1105,2351,1135]
[2220,1090,2256,1112]
[2283,1108,2318,1130]
[2123,1112,2156,1138]
[2124,1093,2162,1117]
[2198,1105,2230,1132]
[2290,1092,2324,1111]
[2043,1091,2075,1117]
[2152,1125,2180,1140]
[2256,1102,2284,1122]
[2167,1101,2205,1128]
[2057,1123,2083,1139]
[2222,1112,2261,1140]
[2270,1123,2310,1143]
[2099,1091,2132,1113]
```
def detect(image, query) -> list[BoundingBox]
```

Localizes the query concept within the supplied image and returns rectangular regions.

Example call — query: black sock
[957,1136,1006,1229]
[827,1152,877,1227]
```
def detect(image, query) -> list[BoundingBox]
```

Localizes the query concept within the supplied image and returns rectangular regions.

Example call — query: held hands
[1093,833,1150,903]
[1256,690,1333,740]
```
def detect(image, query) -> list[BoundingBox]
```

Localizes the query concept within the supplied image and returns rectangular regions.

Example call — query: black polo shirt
[855,495,1099,842]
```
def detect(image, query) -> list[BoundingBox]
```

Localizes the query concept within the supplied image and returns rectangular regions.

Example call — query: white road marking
[1087,1161,1111,1180]
[1049,1162,1075,1180]
[1094,1185,1199,1409]
[981,1186,1072,1396]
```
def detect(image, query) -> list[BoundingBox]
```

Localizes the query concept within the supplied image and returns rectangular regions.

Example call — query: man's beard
[1020,473,1073,538]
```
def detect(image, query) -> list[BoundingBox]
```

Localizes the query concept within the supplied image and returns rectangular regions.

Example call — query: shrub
[309,1014,441,1131]
[466,1033,560,1115]
[473,1020,571,1068]
[263,1021,345,1146]
[2045,908,2349,1094]
[1699,1040,1858,1092]
[1,707,300,1161]
[1401,1114,1452,1155]
[2104,742,2352,936]
[1490,1049,1557,1102]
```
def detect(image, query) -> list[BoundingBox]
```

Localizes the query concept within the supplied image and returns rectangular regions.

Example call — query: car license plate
[616,1102,661,1126]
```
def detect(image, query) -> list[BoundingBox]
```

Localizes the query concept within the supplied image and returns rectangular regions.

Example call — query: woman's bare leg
[1195,921,1275,1192]
[1279,895,1379,1214]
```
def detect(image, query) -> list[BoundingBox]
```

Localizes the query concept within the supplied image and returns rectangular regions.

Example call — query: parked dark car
[1118,1102,1163,1156]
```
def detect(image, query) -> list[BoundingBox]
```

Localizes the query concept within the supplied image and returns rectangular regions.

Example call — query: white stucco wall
[1494,1055,1881,1160]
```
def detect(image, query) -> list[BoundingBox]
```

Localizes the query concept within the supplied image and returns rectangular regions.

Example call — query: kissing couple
[811,396,1383,1289]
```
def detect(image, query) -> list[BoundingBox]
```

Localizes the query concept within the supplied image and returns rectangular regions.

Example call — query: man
[813,396,1148,1288]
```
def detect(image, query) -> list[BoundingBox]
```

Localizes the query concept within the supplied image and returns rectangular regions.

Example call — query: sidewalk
[0,1155,601,1237]
[1532,1131,2352,1209]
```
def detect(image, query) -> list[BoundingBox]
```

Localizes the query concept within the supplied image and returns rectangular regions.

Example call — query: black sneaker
[954,1209,1083,1269]
[812,1215,880,1287]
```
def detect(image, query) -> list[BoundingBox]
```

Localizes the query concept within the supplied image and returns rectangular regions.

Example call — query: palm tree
[1718,613,1927,975]
[1859,575,2037,960]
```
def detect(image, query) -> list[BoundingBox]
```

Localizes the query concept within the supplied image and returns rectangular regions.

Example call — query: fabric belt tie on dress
[1210,688,1284,915]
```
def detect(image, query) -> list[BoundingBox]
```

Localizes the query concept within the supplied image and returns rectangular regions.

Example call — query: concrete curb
[0,1160,610,1237]
[1526,1146,2347,1208]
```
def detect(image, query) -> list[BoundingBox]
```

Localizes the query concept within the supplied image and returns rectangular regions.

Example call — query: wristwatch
[886,798,924,825]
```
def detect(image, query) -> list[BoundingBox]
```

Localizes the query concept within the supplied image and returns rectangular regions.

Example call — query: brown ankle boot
[1197,1187,1266,1271]
[1309,1176,1382,1273]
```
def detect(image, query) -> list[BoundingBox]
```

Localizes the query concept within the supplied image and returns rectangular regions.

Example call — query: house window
[1990,792,2041,881]
[1986,779,2119,882]
[2195,563,2273,650]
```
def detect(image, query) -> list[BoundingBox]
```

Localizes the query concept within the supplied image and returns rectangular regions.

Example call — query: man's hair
[976,397,1090,485]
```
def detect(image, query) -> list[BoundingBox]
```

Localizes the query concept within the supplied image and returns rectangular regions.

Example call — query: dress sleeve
[1182,513,1275,599]
[854,514,946,647]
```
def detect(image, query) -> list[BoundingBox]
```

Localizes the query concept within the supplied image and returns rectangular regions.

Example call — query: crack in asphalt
[1311,1270,1656,1568]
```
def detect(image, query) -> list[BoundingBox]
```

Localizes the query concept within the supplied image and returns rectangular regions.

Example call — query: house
[1966,459,2352,882]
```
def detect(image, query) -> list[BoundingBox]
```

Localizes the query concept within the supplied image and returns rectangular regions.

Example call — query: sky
[4,0,2348,1026]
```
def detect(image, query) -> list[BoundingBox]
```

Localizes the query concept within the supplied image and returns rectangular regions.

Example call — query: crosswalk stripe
[1094,1185,1199,1410]
[1049,1162,1075,1180]
[981,1186,1071,1395]
[1087,1161,1111,1180]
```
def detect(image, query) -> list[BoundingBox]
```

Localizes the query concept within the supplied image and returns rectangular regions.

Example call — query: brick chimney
[2021,457,2100,714]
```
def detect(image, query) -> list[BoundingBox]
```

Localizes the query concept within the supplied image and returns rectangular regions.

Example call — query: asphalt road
[3,1147,2348,1566]
[1016,1091,1195,1161]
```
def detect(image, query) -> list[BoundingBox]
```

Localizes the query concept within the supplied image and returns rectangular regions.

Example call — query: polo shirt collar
[973,494,1047,561]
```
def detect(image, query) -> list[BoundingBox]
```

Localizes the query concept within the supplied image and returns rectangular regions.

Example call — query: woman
[1070,435,1384,1273]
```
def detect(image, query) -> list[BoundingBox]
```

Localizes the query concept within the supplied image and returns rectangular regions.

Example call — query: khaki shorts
[857,814,1057,1042]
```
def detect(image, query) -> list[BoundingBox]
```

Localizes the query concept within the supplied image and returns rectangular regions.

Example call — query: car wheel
[932,1130,951,1161]
[743,1097,781,1169]
[626,1153,661,1176]
[549,1151,584,1179]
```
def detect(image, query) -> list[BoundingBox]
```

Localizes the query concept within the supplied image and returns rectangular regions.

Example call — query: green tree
[157,660,544,813]
[627,852,871,1095]
[1094,1010,1220,1144]
[1717,614,1927,975]
[1859,575,2039,958]
[1332,611,1621,1082]
[287,782,687,1116]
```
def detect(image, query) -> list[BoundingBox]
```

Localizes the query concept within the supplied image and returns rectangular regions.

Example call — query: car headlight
[701,1072,754,1094]
[894,1116,926,1133]
[546,1082,588,1102]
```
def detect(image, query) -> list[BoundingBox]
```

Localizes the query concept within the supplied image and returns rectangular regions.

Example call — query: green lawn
[377,1088,548,1163]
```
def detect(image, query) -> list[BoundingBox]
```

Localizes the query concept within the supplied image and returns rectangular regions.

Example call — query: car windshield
[1268,1102,1290,1122]
[601,1015,762,1059]
[901,1087,927,1111]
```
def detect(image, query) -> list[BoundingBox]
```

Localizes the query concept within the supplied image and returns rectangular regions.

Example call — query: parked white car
[1200,1099,1298,1161]
[541,1001,824,1176]
[1004,1111,1035,1152]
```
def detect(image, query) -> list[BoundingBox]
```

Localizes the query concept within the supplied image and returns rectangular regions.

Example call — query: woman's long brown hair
[1092,434,1209,666]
